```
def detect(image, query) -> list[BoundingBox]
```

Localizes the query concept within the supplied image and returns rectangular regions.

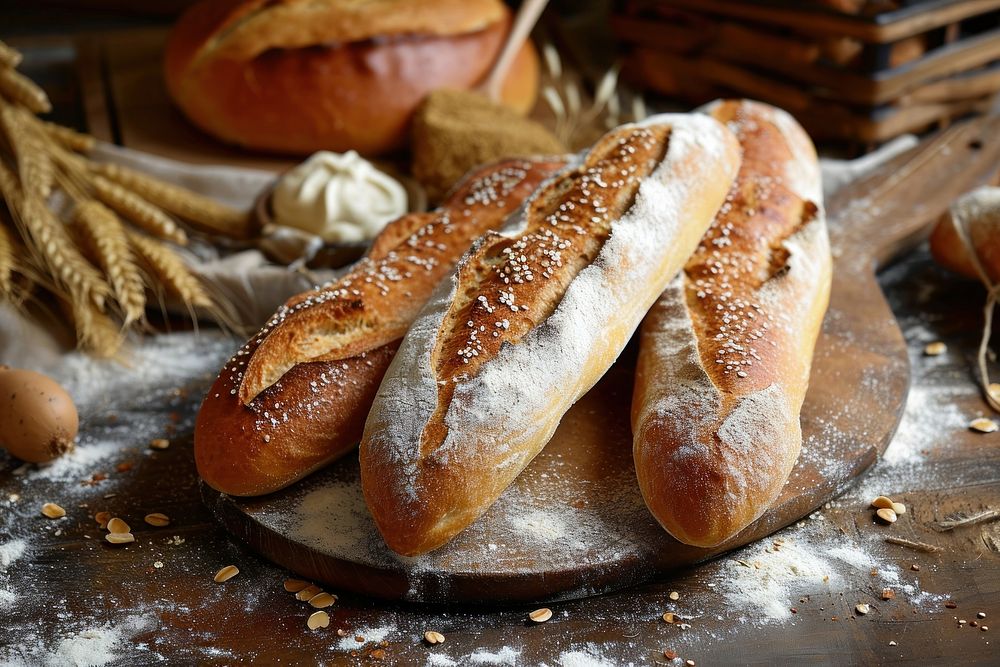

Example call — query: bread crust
[632,99,832,548]
[360,114,741,556]
[165,0,538,155]
[929,186,1000,282]
[194,157,566,496]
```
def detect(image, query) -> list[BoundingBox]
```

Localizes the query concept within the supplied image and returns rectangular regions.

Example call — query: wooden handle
[480,0,549,102]
[827,114,1000,273]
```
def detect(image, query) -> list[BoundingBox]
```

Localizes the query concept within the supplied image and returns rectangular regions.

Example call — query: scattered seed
[424,631,445,645]
[153,560,164,568]
[959,619,967,625]
[924,342,946,356]
[663,612,677,624]
[94,511,111,527]
[889,641,897,646]
[106,518,130,534]
[296,585,322,601]
[669,591,680,601]
[371,649,386,660]
[214,565,239,583]
[876,508,898,524]
[144,513,170,527]
[284,579,309,593]
[150,438,170,450]
[891,502,906,515]
[529,608,552,623]
[982,626,989,632]
[41,503,65,519]
[663,649,677,660]
[308,592,336,609]
[307,610,330,630]
[911,563,921,571]
[685,660,696,666]
[355,636,365,643]
[978,612,987,619]
[105,532,135,544]
[971,620,979,627]
[946,601,958,609]
[855,603,870,615]
[871,496,894,509]
[881,589,895,601]
[969,418,998,433]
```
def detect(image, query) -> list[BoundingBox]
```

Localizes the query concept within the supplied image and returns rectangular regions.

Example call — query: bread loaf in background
[929,186,1000,282]
[360,114,741,556]
[165,0,539,155]
[194,157,566,496]
[632,99,831,548]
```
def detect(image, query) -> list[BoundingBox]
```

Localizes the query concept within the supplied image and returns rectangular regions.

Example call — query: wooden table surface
[1,28,999,667]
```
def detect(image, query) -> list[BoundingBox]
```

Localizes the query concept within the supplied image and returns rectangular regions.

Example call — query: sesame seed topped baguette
[194,157,567,496]
[632,100,832,548]
[360,114,741,556]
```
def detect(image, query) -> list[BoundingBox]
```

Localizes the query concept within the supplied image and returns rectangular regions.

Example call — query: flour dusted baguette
[632,100,831,548]
[194,157,566,496]
[360,115,741,556]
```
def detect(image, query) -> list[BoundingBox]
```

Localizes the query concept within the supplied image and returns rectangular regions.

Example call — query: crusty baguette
[360,115,742,556]
[194,157,566,496]
[632,99,831,548]
[929,186,1000,282]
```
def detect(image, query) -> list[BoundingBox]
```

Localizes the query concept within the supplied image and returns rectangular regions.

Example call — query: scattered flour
[0,539,26,611]
[556,645,623,667]
[425,654,459,667]
[0,613,156,667]
[467,646,522,665]
[335,626,392,651]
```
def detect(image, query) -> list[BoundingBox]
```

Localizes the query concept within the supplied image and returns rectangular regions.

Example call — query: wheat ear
[0,220,15,300]
[0,67,51,114]
[0,161,110,308]
[0,103,54,198]
[42,121,96,153]
[73,200,146,325]
[91,162,251,239]
[126,230,212,309]
[0,40,23,68]
[92,175,188,245]
[67,296,124,358]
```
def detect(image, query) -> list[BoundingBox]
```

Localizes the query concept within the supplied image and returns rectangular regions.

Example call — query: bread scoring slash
[360,114,742,556]
[632,99,832,548]
[194,157,566,497]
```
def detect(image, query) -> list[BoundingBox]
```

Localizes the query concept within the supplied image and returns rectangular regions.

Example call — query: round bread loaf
[164,0,539,155]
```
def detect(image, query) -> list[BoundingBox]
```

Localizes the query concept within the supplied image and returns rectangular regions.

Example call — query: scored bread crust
[929,186,1000,282]
[632,99,832,548]
[164,0,537,155]
[360,114,742,556]
[194,157,566,497]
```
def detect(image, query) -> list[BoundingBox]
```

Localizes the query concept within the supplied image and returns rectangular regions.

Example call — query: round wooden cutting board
[202,117,1000,604]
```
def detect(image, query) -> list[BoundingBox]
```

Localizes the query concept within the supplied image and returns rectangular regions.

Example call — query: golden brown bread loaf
[632,100,831,548]
[194,157,566,496]
[164,0,539,155]
[929,186,1000,283]
[359,114,742,556]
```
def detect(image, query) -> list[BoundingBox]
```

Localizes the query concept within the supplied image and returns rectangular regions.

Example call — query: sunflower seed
[41,503,65,519]
[307,610,330,630]
[529,608,552,623]
[213,565,239,583]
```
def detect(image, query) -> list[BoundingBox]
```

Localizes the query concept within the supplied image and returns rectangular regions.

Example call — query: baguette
[194,157,567,496]
[632,99,831,548]
[360,115,742,556]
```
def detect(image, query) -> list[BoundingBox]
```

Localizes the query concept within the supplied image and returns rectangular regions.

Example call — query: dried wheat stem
[0,220,15,299]
[0,67,51,114]
[91,162,250,238]
[933,509,1000,532]
[67,296,124,358]
[42,121,96,153]
[126,230,212,308]
[0,40,23,68]
[0,162,109,308]
[92,175,188,245]
[0,103,55,198]
[883,536,942,553]
[73,200,146,325]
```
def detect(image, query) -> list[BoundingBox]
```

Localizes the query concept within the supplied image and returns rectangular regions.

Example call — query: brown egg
[0,368,78,463]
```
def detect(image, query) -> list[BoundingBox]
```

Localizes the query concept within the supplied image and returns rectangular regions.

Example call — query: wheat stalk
[0,40,23,68]
[0,67,51,114]
[92,174,188,245]
[0,103,54,198]
[126,229,212,309]
[42,120,96,153]
[73,200,146,326]
[91,162,250,238]
[0,161,109,308]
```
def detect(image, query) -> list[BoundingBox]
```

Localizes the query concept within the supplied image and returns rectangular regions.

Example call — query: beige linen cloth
[0,136,918,367]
